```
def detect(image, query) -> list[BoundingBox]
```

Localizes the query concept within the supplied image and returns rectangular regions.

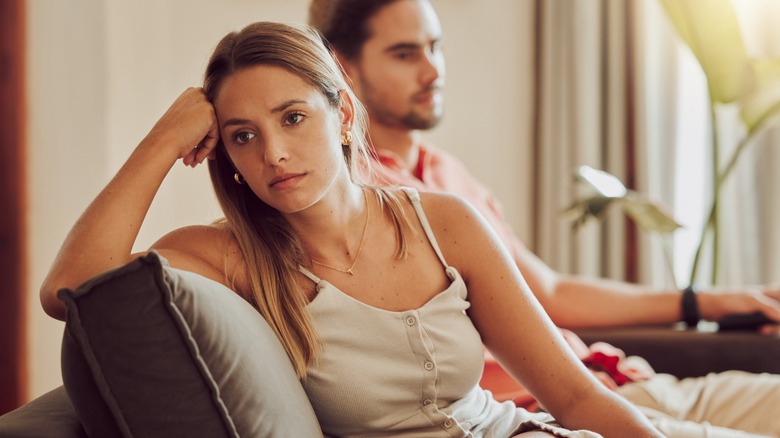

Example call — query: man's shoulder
[418,143,491,192]
[419,142,476,174]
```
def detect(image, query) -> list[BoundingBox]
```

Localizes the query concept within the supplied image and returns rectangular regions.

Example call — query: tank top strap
[400,187,449,267]
[299,266,321,284]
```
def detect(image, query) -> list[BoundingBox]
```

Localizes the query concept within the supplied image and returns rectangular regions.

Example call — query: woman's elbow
[39,277,68,321]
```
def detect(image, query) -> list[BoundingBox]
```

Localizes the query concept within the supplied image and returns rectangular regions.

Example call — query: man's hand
[699,286,780,331]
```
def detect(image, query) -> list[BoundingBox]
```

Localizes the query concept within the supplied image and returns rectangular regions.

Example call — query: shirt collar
[374,145,429,181]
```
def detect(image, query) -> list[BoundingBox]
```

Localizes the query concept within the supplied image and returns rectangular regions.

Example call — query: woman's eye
[233,131,255,144]
[284,112,305,126]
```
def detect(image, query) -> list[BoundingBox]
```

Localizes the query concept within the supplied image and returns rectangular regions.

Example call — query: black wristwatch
[681,285,700,328]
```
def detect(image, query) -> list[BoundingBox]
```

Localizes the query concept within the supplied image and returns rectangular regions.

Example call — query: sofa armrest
[574,324,780,378]
[0,386,86,438]
[58,252,322,437]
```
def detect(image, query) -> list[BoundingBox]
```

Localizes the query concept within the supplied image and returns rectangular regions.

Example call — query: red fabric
[581,342,655,386]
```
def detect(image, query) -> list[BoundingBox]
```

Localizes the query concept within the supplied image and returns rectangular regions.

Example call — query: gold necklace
[310,189,369,276]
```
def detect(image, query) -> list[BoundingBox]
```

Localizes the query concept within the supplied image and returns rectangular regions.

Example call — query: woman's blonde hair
[203,21,412,377]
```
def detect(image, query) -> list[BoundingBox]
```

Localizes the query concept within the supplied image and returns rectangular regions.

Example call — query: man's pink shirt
[369,144,525,260]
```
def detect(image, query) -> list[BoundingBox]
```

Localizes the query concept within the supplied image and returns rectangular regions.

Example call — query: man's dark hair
[308,0,400,60]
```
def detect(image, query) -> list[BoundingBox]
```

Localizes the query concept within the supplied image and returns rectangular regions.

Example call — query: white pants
[618,371,780,438]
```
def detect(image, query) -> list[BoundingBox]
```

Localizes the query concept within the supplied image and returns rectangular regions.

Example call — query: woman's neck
[289,185,370,266]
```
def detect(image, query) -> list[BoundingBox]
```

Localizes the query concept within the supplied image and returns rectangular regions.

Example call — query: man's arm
[515,243,780,328]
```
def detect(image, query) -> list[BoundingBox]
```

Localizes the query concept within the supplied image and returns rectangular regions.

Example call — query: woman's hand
[40,87,222,320]
[144,87,220,167]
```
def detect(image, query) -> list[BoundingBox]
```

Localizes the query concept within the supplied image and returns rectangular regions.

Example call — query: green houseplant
[566,0,780,287]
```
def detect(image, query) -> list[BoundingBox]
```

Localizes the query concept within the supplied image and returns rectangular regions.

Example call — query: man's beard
[399,109,443,130]
[368,99,444,131]
[359,78,444,130]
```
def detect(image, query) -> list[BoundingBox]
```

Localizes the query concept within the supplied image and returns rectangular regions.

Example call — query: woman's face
[214,65,350,214]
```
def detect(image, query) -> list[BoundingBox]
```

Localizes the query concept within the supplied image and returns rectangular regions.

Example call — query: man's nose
[420,50,444,87]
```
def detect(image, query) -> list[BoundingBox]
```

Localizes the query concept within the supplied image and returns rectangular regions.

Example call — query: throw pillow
[58,251,322,437]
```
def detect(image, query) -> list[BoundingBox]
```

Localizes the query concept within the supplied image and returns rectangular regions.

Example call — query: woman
[40,22,663,437]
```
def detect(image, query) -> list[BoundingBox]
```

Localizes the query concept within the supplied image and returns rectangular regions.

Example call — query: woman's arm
[423,193,663,437]
[40,88,219,320]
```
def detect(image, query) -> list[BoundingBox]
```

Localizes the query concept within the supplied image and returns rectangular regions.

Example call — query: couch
[0,252,322,437]
[1,252,778,437]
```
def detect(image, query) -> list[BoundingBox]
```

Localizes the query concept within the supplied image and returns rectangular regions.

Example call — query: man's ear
[334,50,358,90]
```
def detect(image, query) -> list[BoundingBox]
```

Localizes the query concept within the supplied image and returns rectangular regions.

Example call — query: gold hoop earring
[234,172,245,185]
[341,130,353,146]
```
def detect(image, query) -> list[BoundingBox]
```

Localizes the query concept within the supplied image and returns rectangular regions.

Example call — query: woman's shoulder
[147,220,245,289]
[376,188,479,244]
[414,190,498,258]
[154,220,237,250]
[380,186,468,207]
[416,189,480,218]
[373,186,478,225]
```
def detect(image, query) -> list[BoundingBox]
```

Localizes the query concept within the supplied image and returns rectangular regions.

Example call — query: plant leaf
[619,195,684,234]
[566,167,682,235]
[562,195,617,231]
[659,0,753,103]
[740,58,780,132]
[574,165,628,198]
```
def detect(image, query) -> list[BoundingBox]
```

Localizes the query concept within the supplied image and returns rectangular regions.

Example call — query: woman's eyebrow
[222,118,251,128]
[221,99,308,127]
[271,99,307,113]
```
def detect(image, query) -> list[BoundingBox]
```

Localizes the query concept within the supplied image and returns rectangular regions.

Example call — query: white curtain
[533,0,652,283]
[716,2,780,286]
[532,0,780,288]
[649,0,780,287]
[717,106,780,286]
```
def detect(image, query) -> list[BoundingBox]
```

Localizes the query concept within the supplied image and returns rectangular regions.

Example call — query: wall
[26,0,109,403]
[25,0,534,401]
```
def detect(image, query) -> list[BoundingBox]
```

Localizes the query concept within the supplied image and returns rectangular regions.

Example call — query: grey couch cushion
[58,251,322,437]
[0,386,86,438]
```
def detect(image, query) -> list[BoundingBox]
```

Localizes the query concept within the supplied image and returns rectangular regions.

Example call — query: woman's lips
[269,172,305,189]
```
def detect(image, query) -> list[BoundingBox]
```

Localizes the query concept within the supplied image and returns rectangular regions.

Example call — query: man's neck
[368,122,421,172]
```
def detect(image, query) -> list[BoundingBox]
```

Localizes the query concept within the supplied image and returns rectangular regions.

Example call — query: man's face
[344,0,445,131]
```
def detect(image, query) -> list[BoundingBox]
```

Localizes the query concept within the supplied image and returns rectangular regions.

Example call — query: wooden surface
[0,0,27,415]
[575,324,780,378]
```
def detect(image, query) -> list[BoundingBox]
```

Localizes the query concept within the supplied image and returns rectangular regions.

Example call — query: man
[309,1,780,436]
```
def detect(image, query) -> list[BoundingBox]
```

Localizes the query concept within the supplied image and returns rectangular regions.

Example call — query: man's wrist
[681,285,700,328]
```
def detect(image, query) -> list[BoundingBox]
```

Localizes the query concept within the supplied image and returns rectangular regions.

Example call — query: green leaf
[740,58,780,132]
[620,196,684,234]
[659,0,752,103]
[562,195,617,231]
[566,167,682,235]
[573,165,628,198]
